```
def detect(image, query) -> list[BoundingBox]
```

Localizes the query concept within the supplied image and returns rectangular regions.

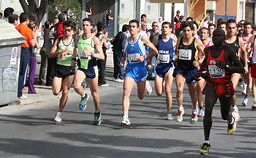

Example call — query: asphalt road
[0,68,256,158]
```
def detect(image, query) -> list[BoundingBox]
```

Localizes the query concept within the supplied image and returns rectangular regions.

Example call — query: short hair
[28,21,37,30]
[129,19,140,28]
[82,18,94,26]
[58,13,66,22]
[151,21,158,27]
[217,21,226,28]
[162,21,173,28]
[226,19,237,27]
[141,14,146,19]
[122,24,129,32]
[186,17,194,21]
[208,23,216,28]
[8,13,18,24]
[19,12,29,23]
[63,20,76,30]
[179,15,184,21]
[182,21,194,30]
[96,21,105,32]
[44,21,51,29]
[200,27,209,34]
[4,7,14,18]
[244,21,253,28]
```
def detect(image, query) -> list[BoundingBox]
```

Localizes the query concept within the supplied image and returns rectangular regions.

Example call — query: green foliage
[48,0,81,23]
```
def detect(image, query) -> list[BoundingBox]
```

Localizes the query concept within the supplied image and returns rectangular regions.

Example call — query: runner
[246,33,256,110]
[154,21,176,120]
[241,21,253,107]
[199,29,245,155]
[49,20,76,122]
[224,19,248,121]
[197,27,213,117]
[120,19,158,126]
[72,18,105,125]
[174,21,205,123]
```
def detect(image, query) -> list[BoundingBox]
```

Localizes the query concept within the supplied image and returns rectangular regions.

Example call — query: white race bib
[208,65,225,78]
[158,54,170,63]
[179,49,192,60]
[127,53,139,63]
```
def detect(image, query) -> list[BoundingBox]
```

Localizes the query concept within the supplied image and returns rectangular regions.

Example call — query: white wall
[0,0,23,14]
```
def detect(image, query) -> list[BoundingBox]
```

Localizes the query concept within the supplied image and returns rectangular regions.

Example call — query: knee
[176,89,183,96]
[52,90,59,96]
[62,89,69,96]
[73,82,81,91]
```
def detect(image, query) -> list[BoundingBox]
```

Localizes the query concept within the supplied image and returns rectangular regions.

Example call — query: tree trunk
[19,0,48,25]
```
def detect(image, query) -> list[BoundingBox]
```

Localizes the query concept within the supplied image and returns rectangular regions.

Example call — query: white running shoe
[242,97,248,107]
[232,105,240,122]
[54,112,62,122]
[167,113,173,120]
[176,106,185,122]
[146,80,152,95]
[198,108,205,117]
[121,116,131,126]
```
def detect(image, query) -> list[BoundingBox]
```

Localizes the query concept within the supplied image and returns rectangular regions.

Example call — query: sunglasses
[64,28,72,32]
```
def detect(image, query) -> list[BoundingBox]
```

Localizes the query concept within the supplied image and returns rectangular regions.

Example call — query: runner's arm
[226,46,245,74]
[92,36,105,60]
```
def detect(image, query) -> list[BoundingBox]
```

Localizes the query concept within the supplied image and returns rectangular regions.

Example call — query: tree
[47,0,81,24]
[19,0,48,24]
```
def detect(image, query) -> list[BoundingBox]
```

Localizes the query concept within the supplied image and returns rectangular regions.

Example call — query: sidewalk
[3,50,115,108]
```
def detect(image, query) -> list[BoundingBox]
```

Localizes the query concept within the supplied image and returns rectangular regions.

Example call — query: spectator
[39,21,52,85]
[46,13,66,86]
[27,21,40,94]
[140,14,147,23]
[16,12,36,99]
[96,21,109,86]
[8,13,19,26]
[3,7,14,22]
[174,10,180,23]
[105,8,114,38]
[112,24,129,82]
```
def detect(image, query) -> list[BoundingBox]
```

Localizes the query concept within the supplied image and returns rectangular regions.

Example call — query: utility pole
[225,0,227,21]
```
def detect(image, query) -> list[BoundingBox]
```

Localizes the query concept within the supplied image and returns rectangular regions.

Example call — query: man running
[121,19,158,126]
[174,21,205,123]
[199,29,245,155]
[197,27,213,117]
[154,21,176,120]
[49,20,76,122]
[72,18,105,125]
[224,19,248,121]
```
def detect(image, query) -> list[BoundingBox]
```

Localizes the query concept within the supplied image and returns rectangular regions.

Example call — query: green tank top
[77,35,96,69]
[56,38,75,66]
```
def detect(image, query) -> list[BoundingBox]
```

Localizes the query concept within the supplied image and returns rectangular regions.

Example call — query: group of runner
[48,15,256,155]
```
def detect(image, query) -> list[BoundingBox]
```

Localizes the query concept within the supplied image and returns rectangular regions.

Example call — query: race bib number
[80,58,89,70]
[127,54,139,63]
[158,54,170,63]
[179,49,192,60]
[208,65,225,78]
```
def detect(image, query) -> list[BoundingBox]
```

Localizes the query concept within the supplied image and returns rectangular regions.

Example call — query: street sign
[150,0,184,3]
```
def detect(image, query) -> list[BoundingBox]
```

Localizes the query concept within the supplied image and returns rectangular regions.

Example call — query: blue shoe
[93,111,102,125]
[79,93,89,110]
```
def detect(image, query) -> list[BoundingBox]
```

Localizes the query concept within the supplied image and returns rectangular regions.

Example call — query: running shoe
[176,107,184,122]
[190,109,198,124]
[227,117,237,134]
[232,105,240,122]
[53,112,62,122]
[79,93,89,110]
[121,116,131,126]
[93,111,102,125]
[167,113,173,120]
[146,80,152,95]
[241,97,248,107]
[200,142,211,155]
[251,104,256,110]
[198,108,205,117]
